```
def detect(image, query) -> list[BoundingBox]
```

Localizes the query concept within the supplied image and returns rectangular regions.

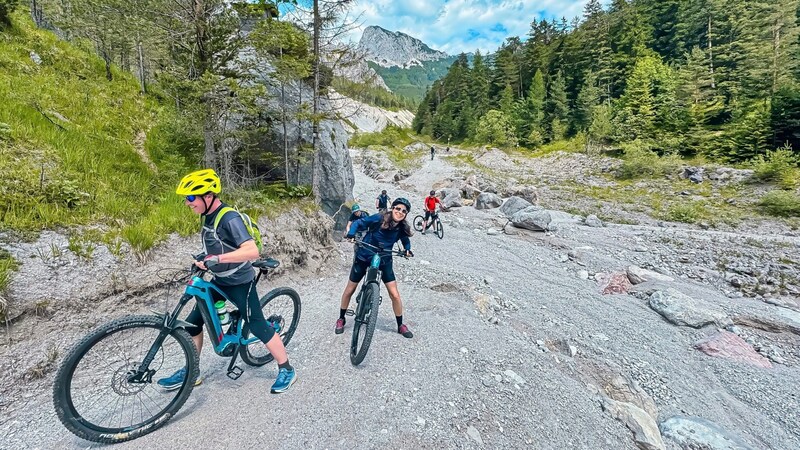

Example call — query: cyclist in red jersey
[421,190,443,234]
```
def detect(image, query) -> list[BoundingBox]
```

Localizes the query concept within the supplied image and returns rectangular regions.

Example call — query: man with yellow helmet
[161,169,297,394]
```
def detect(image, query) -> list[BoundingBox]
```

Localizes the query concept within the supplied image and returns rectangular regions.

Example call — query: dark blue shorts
[349,256,396,284]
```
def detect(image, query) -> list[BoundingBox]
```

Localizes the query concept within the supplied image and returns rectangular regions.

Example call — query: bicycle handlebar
[350,239,413,259]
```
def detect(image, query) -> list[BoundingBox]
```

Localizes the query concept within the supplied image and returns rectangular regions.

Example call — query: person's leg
[337,259,366,333]
[226,281,297,393]
[158,304,204,389]
[381,261,413,338]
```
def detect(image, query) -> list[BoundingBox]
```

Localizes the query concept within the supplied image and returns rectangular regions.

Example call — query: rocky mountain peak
[357,25,449,68]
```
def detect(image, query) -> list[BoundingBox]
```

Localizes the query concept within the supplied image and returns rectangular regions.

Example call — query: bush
[758,190,800,217]
[663,202,706,223]
[617,140,682,179]
[348,125,415,148]
[0,0,18,26]
[751,144,800,189]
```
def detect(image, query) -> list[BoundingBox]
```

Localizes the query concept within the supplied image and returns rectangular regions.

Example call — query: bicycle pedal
[227,366,244,380]
[345,308,355,316]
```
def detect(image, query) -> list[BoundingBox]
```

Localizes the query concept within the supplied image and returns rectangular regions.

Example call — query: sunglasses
[392,206,408,214]
[185,195,197,202]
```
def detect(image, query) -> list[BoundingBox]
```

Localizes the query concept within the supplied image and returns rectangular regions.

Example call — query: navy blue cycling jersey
[346,213,411,261]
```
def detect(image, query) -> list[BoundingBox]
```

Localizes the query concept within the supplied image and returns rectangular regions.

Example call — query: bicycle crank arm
[226,344,243,380]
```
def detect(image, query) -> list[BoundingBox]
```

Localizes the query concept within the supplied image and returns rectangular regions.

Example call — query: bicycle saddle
[253,258,280,269]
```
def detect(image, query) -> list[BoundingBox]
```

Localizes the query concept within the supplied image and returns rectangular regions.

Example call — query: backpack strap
[207,206,247,278]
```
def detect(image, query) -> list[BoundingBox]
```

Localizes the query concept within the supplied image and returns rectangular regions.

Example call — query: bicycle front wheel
[240,287,302,366]
[350,282,381,365]
[53,315,199,444]
[435,219,444,239]
[413,215,424,232]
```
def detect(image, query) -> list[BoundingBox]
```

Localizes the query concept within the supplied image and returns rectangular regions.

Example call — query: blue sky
[345,0,603,55]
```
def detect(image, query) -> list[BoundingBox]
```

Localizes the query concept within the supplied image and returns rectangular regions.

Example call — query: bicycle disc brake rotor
[112,365,149,396]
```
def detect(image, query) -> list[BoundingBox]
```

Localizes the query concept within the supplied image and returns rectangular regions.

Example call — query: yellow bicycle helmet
[176,169,221,195]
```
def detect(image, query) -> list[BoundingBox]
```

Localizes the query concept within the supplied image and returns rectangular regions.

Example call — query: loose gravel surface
[1,150,799,449]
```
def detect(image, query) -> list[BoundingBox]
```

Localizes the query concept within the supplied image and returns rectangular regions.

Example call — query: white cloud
[344,0,595,54]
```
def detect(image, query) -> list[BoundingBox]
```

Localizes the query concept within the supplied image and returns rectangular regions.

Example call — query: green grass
[0,13,315,256]
[758,190,800,217]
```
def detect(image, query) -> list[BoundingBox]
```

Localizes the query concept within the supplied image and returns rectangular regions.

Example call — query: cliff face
[357,25,448,68]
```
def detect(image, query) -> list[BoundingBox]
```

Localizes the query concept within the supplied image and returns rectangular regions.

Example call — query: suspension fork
[128,294,194,383]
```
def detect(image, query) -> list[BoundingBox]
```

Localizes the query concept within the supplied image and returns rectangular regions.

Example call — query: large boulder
[474,192,503,210]
[659,416,756,450]
[440,188,463,208]
[694,331,772,368]
[602,398,665,450]
[461,183,482,199]
[500,196,534,218]
[648,289,732,328]
[503,185,538,204]
[511,207,580,231]
[627,266,675,284]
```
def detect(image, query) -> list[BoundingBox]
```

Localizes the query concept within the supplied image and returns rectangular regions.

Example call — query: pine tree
[574,70,601,132]
[546,70,569,140]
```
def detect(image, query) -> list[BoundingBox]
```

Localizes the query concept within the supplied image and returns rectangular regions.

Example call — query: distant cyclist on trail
[344,203,369,239]
[430,145,435,160]
[376,190,390,214]
[163,169,297,394]
[336,198,415,338]
[421,190,444,234]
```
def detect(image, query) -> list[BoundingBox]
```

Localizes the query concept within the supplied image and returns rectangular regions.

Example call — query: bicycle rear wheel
[435,219,444,239]
[240,287,301,366]
[53,315,198,444]
[413,215,424,232]
[350,282,380,365]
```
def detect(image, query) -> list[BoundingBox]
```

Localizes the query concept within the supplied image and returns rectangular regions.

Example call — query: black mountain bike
[52,257,300,444]
[413,212,444,239]
[349,240,411,366]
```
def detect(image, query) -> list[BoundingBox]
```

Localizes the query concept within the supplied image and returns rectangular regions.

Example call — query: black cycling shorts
[424,211,438,221]
[349,256,396,284]
[185,280,275,344]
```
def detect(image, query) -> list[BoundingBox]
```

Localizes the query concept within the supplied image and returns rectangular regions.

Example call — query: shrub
[663,202,706,223]
[758,190,800,217]
[617,140,681,179]
[751,144,799,189]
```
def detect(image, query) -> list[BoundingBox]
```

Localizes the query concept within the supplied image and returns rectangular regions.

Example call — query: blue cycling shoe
[270,367,297,394]
[157,367,202,391]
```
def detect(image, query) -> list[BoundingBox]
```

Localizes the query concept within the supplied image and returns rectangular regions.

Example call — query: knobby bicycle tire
[350,282,380,365]
[413,215,424,232]
[240,287,302,366]
[53,315,199,444]
[435,219,444,239]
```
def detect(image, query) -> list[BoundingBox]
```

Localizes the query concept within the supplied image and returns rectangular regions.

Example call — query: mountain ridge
[357,25,449,69]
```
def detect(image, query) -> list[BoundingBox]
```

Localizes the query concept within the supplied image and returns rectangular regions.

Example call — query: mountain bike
[348,240,411,366]
[413,212,444,239]
[52,257,301,444]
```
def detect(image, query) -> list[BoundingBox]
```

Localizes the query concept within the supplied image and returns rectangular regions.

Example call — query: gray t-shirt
[202,204,255,286]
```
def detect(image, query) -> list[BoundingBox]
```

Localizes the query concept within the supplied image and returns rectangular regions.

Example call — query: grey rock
[503,185,539,204]
[659,416,755,450]
[500,196,534,218]
[30,51,42,65]
[461,183,482,199]
[466,426,484,445]
[648,289,732,328]
[577,270,589,280]
[627,266,675,285]
[584,215,604,228]
[486,228,501,235]
[504,369,526,385]
[511,207,580,232]
[474,192,503,210]
[441,189,463,208]
[602,398,665,450]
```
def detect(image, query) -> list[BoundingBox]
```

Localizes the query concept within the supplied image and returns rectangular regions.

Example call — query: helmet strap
[201,194,217,216]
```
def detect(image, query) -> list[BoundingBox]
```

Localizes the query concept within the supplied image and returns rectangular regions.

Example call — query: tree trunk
[102,49,113,81]
[311,0,321,199]
[204,114,217,170]
[708,15,716,89]
[136,33,147,94]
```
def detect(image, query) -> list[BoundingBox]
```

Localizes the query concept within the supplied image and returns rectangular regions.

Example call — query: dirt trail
[2,149,799,449]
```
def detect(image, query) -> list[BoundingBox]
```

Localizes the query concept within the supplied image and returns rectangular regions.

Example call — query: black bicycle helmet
[392,197,411,212]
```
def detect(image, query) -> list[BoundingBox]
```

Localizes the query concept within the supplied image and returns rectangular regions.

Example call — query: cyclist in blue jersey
[336,198,415,338]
